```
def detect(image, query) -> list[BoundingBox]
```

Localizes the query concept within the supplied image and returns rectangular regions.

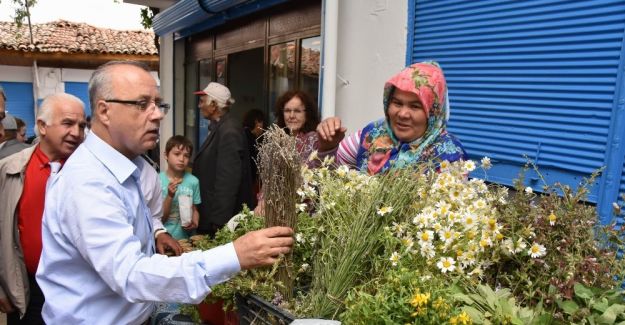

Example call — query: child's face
[166,145,191,173]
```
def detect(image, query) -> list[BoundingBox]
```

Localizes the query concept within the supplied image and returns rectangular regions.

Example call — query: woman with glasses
[274,90,321,164]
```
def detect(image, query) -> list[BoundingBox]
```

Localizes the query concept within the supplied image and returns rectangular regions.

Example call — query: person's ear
[36,119,48,137]
[94,100,111,126]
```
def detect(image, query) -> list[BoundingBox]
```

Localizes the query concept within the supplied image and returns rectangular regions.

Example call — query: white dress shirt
[37,132,241,325]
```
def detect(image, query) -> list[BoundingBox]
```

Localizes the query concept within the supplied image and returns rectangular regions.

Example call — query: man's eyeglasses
[104,99,170,115]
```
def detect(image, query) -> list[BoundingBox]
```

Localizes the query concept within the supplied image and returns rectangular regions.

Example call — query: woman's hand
[317,116,347,151]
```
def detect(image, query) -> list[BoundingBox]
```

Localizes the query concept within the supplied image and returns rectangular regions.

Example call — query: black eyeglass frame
[104,99,170,114]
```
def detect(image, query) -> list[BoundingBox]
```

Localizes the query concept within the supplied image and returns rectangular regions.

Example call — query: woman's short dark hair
[274,90,320,134]
[243,109,265,129]
[165,135,193,156]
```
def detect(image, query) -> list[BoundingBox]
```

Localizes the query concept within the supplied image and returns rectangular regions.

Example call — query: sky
[0,0,148,30]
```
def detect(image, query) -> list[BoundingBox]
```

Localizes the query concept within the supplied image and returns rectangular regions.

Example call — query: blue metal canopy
[153,0,290,37]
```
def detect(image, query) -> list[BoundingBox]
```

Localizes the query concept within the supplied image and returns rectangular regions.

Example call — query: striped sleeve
[336,130,361,168]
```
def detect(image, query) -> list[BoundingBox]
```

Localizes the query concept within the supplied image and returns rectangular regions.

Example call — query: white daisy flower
[436,257,456,273]
[528,242,546,258]
[401,236,414,249]
[525,186,533,194]
[419,242,436,258]
[480,156,492,169]
[307,150,318,161]
[438,228,455,244]
[389,251,400,266]
[377,206,394,216]
[417,230,434,244]
[439,160,450,171]
[295,233,305,244]
[463,160,476,172]
[297,203,307,212]
[514,238,527,253]
[299,263,310,272]
[336,165,349,177]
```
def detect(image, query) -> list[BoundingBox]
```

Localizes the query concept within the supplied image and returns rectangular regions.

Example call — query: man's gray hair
[88,60,152,110]
[35,93,85,136]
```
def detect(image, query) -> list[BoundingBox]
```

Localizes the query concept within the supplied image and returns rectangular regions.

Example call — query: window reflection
[300,36,321,108]
[269,42,295,119]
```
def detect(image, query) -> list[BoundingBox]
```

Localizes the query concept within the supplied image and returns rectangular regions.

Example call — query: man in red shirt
[0,93,86,324]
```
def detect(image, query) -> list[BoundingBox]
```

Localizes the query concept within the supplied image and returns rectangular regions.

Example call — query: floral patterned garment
[355,61,467,175]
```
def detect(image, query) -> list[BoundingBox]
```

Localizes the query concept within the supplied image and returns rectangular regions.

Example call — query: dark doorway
[227,47,265,124]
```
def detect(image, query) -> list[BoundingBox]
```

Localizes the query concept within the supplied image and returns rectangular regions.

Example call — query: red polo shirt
[17,145,63,275]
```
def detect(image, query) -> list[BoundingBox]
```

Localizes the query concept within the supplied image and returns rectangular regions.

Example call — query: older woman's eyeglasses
[105,99,170,115]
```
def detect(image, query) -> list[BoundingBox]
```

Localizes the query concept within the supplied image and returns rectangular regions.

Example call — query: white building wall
[332,0,407,133]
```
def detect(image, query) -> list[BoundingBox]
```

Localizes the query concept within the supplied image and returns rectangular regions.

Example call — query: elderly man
[36,61,293,325]
[192,82,255,236]
[0,93,86,324]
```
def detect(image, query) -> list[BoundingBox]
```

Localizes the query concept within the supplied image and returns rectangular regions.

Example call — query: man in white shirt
[36,61,293,325]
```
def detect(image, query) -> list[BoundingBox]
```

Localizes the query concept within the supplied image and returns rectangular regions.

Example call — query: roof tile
[0,20,158,55]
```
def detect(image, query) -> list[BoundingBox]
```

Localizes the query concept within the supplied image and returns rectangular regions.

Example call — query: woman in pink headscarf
[317,61,467,175]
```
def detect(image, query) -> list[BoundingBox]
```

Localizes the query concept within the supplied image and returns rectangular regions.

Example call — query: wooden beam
[0,49,159,71]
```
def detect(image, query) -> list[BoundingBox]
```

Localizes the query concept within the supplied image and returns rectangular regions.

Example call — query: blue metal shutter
[408,0,625,208]
[65,82,92,117]
[0,82,34,138]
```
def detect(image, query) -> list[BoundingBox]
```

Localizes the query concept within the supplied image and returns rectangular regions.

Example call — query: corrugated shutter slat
[410,0,625,204]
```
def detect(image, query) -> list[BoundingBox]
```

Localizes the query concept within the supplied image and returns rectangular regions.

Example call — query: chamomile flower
[391,222,405,236]
[295,233,305,244]
[336,165,349,177]
[389,251,400,266]
[307,150,318,161]
[401,236,415,249]
[419,242,436,258]
[528,242,546,258]
[463,214,477,230]
[480,156,492,169]
[548,212,557,226]
[417,230,434,244]
[440,160,450,171]
[297,203,307,212]
[298,263,310,272]
[514,238,527,253]
[463,160,476,172]
[436,257,456,273]
[525,186,533,194]
[377,206,394,216]
[438,227,455,245]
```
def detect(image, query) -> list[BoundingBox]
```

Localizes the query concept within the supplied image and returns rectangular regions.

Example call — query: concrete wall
[332,0,407,134]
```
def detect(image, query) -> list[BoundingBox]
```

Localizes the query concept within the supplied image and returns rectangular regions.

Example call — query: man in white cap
[192,82,255,236]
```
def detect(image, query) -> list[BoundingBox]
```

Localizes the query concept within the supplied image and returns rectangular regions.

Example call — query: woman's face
[283,96,306,134]
[387,88,428,142]
[17,126,26,143]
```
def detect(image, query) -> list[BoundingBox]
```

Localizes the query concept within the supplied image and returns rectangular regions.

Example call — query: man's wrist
[154,228,168,239]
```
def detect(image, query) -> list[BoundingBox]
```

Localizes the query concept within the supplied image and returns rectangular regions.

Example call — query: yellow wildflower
[457,311,472,324]
[548,212,557,226]
[410,292,430,307]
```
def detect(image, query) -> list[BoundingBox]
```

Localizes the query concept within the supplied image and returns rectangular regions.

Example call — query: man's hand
[0,297,14,314]
[233,226,294,270]
[316,117,347,151]
[156,232,182,256]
